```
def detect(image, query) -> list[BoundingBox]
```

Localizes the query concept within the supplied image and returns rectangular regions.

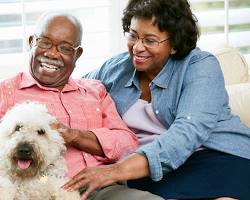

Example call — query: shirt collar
[125,69,139,88]
[151,58,175,89]
[19,72,79,92]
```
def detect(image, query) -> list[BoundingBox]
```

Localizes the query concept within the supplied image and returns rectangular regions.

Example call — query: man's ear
[76,47,83,59]
[28,35,35,48]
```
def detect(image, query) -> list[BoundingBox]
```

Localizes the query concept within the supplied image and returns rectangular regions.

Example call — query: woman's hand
[63,153,150,200]
[63,164,119,200]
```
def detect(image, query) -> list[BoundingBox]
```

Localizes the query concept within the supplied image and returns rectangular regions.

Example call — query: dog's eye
[37,129,45,135]
[14,125,23,132]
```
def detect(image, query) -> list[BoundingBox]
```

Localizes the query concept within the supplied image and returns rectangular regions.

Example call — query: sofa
[214,46,250,128]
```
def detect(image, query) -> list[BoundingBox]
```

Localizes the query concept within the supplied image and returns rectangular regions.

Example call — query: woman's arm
[115,153,150,180]
[63,153,150,200]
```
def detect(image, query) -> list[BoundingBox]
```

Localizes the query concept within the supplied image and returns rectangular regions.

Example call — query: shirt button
[96,108,100,112]
[155,110,159,114]
[68,110,72,113]
[187,116,191,120]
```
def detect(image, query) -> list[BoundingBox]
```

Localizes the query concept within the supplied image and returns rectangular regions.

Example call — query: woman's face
[127,17,172,75]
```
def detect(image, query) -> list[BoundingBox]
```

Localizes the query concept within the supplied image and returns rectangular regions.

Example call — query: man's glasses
[33,35,80,55]
[125,32,169,49]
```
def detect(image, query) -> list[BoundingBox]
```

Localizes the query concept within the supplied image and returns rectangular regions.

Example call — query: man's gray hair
[34,11,83,45]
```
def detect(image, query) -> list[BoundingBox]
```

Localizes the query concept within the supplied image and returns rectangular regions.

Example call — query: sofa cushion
[215,47,249,85]
[226,82,250,128]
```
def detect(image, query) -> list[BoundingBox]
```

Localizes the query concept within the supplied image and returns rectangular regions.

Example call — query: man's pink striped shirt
[0,72,138,178]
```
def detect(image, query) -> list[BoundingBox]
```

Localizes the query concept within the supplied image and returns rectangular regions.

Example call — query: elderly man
[0,12,163,200]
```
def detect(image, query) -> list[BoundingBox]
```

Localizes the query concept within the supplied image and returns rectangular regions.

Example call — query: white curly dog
[0,102,80,200]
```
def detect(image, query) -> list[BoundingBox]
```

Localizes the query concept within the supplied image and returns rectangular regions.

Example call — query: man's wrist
[68,129,79,145]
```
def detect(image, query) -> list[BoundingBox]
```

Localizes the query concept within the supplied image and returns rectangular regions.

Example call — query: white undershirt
[122,99,168,146]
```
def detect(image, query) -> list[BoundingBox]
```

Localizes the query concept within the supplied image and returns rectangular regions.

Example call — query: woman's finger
[69,177,91,191]
[80,183,98,200]
[63,171,87,189]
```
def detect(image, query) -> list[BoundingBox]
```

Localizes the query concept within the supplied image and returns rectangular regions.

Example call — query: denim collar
[124,57,175,89]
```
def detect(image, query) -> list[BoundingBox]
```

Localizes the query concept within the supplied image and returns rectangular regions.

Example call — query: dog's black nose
[17,144,33,158]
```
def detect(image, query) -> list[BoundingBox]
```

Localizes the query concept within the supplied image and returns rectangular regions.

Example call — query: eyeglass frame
[124,32,169,48]
[32,35,81,55]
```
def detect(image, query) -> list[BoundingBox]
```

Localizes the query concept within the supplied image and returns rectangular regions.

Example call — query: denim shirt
[84,47,250,181]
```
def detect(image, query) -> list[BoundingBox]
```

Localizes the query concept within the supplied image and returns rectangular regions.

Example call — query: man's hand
[63,165,118,200]
[50,122,78,144]
[51,122,104,157]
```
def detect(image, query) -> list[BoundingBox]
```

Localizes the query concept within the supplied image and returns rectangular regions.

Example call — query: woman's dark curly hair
[122,0,200,59]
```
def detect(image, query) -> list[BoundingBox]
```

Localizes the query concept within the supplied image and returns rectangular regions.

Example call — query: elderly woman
[65,0,250,199]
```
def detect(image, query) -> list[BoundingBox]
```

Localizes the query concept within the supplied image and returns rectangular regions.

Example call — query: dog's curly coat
[0,102,80,200]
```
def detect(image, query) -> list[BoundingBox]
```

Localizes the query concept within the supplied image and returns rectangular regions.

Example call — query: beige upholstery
[215,46,249,85]
[215,47,250,127]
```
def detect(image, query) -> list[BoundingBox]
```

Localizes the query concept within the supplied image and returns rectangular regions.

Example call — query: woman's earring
[170,48,176,55]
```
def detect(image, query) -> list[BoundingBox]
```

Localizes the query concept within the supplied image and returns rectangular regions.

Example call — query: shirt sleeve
[90,83,139,163]
[137,55,227,181]
[0,79,15,118]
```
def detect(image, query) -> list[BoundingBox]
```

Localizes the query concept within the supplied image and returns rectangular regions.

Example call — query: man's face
[29,16,82,90]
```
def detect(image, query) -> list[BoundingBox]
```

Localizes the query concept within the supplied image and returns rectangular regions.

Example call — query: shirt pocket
[80,101,103,129]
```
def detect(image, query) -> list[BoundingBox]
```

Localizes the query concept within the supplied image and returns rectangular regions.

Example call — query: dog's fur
[0,102,80,200]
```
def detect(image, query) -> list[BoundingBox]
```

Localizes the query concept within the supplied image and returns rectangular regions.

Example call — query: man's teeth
[41,63,59,70]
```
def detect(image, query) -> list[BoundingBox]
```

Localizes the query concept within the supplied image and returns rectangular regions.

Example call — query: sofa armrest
[226,82,250,128]
[215,47,249,85]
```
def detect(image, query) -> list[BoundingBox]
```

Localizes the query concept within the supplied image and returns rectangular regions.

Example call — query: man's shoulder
[74,78,103,87]
[74,78,106,96]
[0,72,23,87]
